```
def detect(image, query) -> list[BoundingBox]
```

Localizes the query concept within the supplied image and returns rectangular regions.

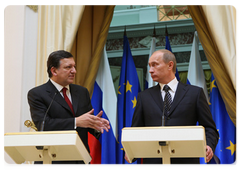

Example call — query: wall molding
[107,19,195,39]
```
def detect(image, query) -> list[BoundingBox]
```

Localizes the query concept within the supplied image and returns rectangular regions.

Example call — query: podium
[121,126,206,164]
[4,130,92,164]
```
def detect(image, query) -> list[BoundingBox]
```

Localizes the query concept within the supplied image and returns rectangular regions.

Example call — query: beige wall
[4,5,25,134]
[4,5,38,164]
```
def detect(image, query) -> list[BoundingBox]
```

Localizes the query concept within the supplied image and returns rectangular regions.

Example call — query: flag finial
[124,26,127,36]
[165,25,168,36]
[153,25,156,37]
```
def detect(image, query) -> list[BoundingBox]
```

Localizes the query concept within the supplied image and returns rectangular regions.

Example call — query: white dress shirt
[159,77,179,101]
[50,79,72,102]
[50,79,76,129]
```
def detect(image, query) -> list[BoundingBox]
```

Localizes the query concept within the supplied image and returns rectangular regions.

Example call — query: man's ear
[50,67,57,76]
[168,61,174,71]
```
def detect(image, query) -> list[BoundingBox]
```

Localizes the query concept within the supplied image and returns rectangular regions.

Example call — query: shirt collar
[160,77,178,93]
[50,79,70,92]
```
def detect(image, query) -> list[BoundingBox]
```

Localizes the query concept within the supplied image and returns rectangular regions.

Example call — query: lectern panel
[122,126,206,163]
[4,131,92,164]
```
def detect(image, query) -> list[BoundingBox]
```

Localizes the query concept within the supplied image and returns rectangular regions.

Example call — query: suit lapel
[168,82,189,116]
[46,80,74,116]
[149,84,164,112]
[46,80,59,98]
[69,85,78,115]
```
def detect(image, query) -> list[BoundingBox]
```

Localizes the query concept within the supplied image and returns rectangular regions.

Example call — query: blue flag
[210,74,236,163]
[116,35,141,164]
[90,46,117,164]
[165,33,180,81]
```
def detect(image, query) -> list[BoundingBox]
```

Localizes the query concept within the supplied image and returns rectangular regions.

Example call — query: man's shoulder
[28,82,49,94]
[177,82,203,93]
[139,84,160,95]
[179,82,202,89]
[70,84,89,92]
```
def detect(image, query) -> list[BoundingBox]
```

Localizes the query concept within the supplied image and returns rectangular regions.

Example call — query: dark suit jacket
[28,80,94,163]
[131,83,219,164]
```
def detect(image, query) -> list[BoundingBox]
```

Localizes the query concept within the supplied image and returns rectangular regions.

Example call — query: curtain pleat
[71,5,115,96]
[202,6,236,90]
[36,5,85,86]
[188,6,236,126]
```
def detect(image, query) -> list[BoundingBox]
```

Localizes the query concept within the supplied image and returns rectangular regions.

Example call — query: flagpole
[124,25,126,36]
[165,25,180,81]
[117,31,141,164]
[145,25,158,89]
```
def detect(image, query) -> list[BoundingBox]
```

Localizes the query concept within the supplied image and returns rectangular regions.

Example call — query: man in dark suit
[125,49,219,164]
[28,50,110,164]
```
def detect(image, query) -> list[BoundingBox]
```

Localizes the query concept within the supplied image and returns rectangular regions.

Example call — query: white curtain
[202,5,236,90]
[36,5,85,86]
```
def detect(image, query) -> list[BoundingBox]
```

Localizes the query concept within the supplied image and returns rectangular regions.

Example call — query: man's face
[148,52,170,84]
[53,57,76,86]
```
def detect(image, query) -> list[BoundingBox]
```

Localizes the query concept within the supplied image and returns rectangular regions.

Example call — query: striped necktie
[163,85,172,116]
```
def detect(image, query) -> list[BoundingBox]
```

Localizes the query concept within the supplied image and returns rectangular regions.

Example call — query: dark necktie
[163,85,172,116]
[62,87,75,116]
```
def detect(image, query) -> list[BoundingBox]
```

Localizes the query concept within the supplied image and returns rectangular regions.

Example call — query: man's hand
[95,110,110,133]
[206,145,213,162]
[75,109,110,133]
[124,153,131,163]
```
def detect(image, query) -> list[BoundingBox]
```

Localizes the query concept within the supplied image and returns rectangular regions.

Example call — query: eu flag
[116,35,141,164]
[210,73,236,163]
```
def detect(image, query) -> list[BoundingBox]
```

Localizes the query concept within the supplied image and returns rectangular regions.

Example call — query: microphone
[40,90,58,131]
[162,95,167,126]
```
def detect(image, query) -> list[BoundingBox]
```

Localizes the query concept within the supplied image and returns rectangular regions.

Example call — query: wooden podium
[4,130,91,164]
[121,126,206,164]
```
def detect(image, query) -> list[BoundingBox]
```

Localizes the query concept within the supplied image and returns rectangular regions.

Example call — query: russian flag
[187,31,208,100]
[88,46,117,164]
[187,31,217,163]
[145,36,158,89]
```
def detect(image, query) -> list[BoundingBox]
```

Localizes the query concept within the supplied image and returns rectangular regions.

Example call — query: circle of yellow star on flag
[126,80,132,93]
[131,96,137,108]
[226,140,236,155]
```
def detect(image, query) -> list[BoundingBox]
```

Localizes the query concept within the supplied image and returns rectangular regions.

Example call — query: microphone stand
[40,91,58,131]
[162,98,166,126]
[36,91,58,150]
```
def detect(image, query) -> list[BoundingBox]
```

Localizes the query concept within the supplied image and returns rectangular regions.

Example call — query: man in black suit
[28,50,110,164]
[125,49,219,164]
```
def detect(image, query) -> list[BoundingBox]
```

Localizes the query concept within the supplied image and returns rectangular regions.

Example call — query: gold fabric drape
[71,6,115,96]
[202,6,236,90]
[36,5,85,86]
[188,6,236,126]
[27,5,38,12]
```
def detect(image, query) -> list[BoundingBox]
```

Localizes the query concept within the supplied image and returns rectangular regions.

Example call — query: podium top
[4,130,91,164]
[121,126,207,163]
[5,130,77,136]
[122,126,205,142]
[123,126,204,131]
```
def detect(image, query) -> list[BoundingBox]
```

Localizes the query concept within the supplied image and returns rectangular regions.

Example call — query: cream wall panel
[21,6,38,132]
[1,3,25,165]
